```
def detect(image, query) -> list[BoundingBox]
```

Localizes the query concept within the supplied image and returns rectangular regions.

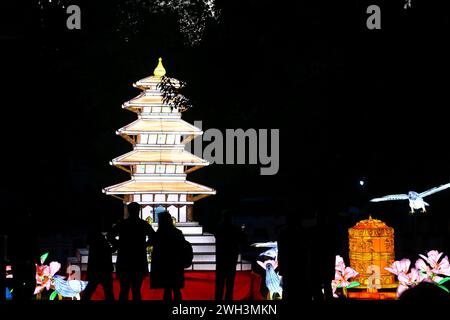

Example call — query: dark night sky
[1,0,450,258]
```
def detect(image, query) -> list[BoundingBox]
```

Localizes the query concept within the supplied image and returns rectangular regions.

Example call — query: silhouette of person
[107,202,155,301]
[82,224,114,301]
[7,209,38,301]
[309,208,337,302]
[214,210,246,301]
[277,212,302,302]
[150,211,186,302]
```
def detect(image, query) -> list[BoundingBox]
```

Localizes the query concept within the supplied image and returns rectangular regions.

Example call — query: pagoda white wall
[137,134,182,145]
[179,205,187,222]
[134,164,184,174]
[140,204,187,223]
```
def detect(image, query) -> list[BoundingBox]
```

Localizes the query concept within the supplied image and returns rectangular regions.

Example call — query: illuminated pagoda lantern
[103,58,215,222]
[97,58,250,271]
[347,216,397,299]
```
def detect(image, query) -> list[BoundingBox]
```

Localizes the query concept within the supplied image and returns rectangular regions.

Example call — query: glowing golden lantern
[348,216,397,295]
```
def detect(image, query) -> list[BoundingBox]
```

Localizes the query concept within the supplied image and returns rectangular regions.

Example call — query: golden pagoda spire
[153,57,166,77]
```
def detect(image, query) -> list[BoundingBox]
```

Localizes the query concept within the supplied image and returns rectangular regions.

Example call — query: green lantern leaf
[40,252,49,264]
[437,285,450,294]
[346,281,361,289]
[438,277,450,285]
[49,291,58,301]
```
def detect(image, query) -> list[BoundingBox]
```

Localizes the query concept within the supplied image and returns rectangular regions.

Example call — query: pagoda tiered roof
[103,57,215,205]
[124,93,166,107]
[116,118,202,136]
[133,57,181,90]
[104,179,215,196]
[133,75,181,90]
[111,149,208,166]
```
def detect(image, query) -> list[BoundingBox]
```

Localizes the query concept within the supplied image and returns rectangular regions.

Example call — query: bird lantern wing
[419,182,450,198]
[68,280,88,293]
[370,194,409,202]
[251,241,277,248]
[259,248,278,259]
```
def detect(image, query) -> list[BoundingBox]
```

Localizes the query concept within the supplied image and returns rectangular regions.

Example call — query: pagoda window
[162,106,171,113]
[176,165,184,174]
[157,134,167,144]
[142,194,153,202]
[155,164,165,173]
[154,194,165,202]
[166,135,175,144]
[142,205,152,221]
[175,134,181,143]
[136,165,146,173]
[133,194,141,202]
[148,134,157,144]
[179,205,187,222]
[180,194,187,202]
[143,107,151,113]
[167,194,178,202]
[152,106,162,113]
[145,165,155,174]
[168,205,178,222]
[166,165,176,174]
[139,134,149,144]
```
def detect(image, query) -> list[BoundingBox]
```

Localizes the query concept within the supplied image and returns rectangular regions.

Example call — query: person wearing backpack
[150,211,186,301]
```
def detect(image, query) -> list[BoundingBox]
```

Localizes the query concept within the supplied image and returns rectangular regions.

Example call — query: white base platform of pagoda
[70,222,252,272]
